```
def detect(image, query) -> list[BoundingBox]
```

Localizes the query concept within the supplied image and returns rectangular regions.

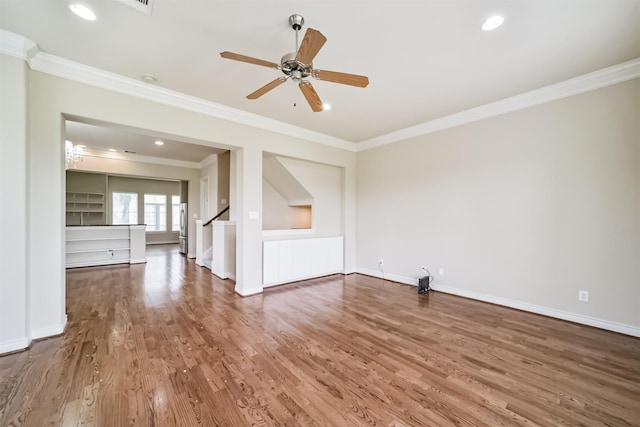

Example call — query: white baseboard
[0,336,31,355]
[356,267,417,286]
[263,270,346,288]
[354,268,639,337]
[129,258,147,264]
[31,316,67,340]
[235,285,263,297]
[187,253,196,259]
[0,316,68,355]
[433,284,640,337]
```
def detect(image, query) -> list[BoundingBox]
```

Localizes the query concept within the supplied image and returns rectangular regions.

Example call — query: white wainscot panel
[263,236,343,287]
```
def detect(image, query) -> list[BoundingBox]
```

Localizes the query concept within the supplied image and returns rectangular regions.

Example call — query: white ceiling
[2,0,639,146]
[65,120,225,163]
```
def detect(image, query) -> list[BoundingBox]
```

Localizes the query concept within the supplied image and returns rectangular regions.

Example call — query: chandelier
[65,140,84,169]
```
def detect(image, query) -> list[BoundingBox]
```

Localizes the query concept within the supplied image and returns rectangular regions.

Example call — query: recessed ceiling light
[154,140,164,146]
[322,104,331,111]
[482,15,504,31]
[69,3,96,21]
[108,148,117,152]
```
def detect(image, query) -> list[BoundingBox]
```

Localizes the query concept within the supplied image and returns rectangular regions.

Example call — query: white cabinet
[263,236,343,287]
[65,225,146,268]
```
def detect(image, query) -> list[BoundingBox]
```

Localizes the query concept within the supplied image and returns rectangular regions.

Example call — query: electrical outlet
[439,268,444,276]
[578,290,589,302]
[378,258,384,266]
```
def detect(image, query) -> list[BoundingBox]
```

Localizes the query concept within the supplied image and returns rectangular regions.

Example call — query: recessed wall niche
[261,154,342,236]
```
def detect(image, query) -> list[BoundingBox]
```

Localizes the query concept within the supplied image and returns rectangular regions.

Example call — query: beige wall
[75,154,201,251]
[66,170,107,225]
[276,156,342,237]
[107,175,181,244]
[200,159,218,221]
[217,151,230,218]
[263,179,298,230]
[356,78,640,331]
[262,156,342,235]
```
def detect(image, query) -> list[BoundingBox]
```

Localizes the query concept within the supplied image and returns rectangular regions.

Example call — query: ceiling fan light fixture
[68,3,96,21]
[482,15,504,31]
[154,140,164,146]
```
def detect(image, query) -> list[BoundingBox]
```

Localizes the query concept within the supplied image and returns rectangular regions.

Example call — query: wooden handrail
[203,206,229,226]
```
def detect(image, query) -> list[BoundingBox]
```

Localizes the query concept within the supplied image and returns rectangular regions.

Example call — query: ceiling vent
[114,0,154,16]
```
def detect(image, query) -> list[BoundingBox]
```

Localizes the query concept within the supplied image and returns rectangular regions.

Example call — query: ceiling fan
[220,14,369,112]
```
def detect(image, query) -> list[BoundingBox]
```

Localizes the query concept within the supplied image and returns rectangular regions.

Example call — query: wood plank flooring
[1,245,639,426]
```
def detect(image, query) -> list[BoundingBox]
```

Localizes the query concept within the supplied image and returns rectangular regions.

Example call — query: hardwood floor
[1,245,639,426]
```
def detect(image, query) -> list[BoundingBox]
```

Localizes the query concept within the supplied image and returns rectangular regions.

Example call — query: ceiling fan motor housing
[280,52,312,81]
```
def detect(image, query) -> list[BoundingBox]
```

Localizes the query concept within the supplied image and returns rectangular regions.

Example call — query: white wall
[0,54,30,353]
[356,78,640,335]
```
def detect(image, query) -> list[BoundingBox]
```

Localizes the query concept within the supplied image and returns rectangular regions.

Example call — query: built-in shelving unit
[66,192,105,225]
[65,225,146,268]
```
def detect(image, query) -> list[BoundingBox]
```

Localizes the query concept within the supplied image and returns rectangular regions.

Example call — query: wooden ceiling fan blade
[220,51,279,69]
[247,78,288,99]
[295,28,327,65]
[299,81,323,112]
[314,69,369,87]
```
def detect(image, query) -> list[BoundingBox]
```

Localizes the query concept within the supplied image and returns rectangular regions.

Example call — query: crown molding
[0,30,352,153]
[27,51,356,152]
[198,153,218,169]
[4,29,638,155]
[357,57,640,151]
[0,29,38,61]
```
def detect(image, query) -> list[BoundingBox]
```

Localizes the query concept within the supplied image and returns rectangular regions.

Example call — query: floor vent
[114,0,154,16]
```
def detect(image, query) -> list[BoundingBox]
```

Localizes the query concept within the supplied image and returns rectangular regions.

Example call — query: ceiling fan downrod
[289,14,304,51]
[282,14,312,82]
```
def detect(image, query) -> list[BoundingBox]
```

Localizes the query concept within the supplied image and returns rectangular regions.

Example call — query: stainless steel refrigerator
[179,202,187,255]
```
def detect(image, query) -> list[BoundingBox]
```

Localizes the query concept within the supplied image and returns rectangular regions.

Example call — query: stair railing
[203,206,229,227]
